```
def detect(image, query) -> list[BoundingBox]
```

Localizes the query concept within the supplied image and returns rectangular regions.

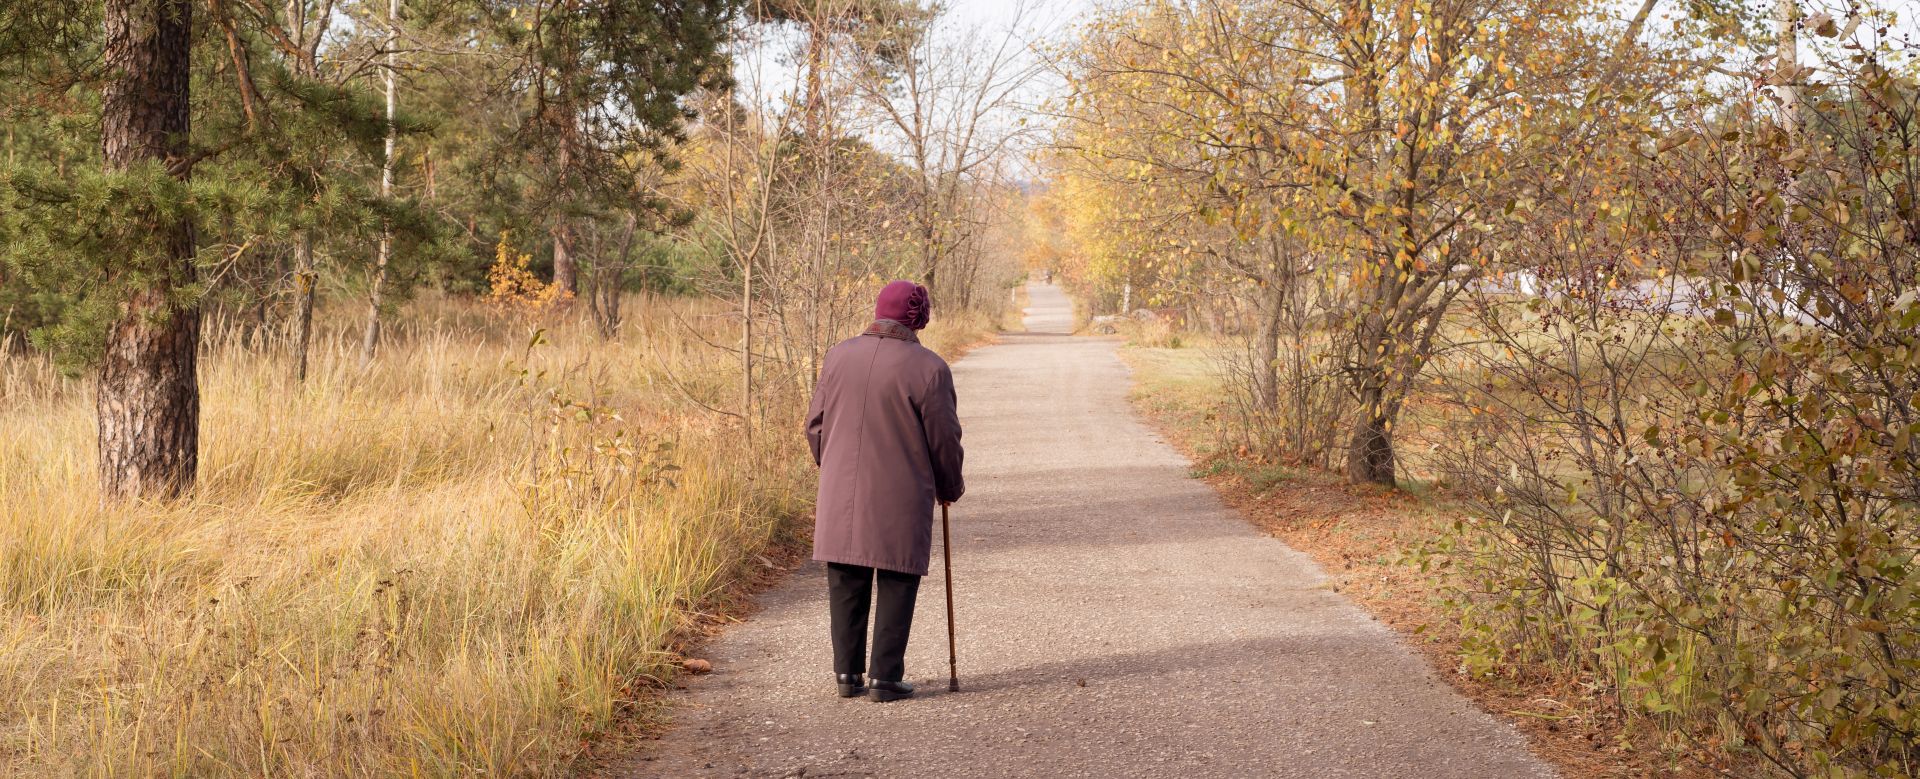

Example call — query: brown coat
[806,320,966,576]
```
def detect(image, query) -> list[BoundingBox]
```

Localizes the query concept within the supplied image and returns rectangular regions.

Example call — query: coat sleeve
[922,361,966,503]
[805,375,827,467]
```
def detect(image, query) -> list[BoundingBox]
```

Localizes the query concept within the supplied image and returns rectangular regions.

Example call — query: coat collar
[864,319,921,343]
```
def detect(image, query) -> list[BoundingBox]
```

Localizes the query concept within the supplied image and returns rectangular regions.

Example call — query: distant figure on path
[805,280,966,703]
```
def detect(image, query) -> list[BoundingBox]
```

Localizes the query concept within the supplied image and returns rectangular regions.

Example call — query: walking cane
[941,502,960,692]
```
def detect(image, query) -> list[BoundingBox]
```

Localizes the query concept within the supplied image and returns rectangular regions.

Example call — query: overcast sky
[726,0,1914,178]
[948,0,1094,36]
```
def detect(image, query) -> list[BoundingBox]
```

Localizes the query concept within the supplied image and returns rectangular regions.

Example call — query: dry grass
[917,308,1001,359]
[0,295,992,777]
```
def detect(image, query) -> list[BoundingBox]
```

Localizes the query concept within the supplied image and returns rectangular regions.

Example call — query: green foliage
[0,163,204,369]
[0,0,743,365]
[631,233,707,295]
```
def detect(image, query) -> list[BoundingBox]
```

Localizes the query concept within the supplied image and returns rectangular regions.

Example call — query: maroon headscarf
[874,280,931,330]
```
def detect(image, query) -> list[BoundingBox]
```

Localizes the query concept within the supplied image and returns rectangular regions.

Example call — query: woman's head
[874,280,931,330]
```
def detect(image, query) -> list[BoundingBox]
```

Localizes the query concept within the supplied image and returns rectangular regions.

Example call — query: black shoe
[836,673,867,698]
[868,679,914,702]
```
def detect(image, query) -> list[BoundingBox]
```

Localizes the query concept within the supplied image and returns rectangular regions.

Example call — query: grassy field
[0,296,992,777]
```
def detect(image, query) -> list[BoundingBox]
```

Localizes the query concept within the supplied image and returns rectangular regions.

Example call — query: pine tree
[508,0,736,297]
[95,0,200,498]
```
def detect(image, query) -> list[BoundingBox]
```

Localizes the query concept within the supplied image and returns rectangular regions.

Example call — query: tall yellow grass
[0,295,992,777]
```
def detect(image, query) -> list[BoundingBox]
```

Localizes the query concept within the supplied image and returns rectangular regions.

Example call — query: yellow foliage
[486,230,572,318]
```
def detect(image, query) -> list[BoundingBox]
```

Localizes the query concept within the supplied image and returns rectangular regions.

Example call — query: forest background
[2,0,1919,777]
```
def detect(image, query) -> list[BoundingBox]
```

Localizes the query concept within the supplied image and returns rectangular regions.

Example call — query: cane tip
[949,680,960,692]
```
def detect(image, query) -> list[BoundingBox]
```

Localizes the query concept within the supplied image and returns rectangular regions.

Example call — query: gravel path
[615,283,1554,778]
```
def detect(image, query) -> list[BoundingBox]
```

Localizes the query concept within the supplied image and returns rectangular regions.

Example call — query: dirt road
[618,282,1553,778]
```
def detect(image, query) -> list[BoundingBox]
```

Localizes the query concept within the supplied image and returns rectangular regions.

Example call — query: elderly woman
[805,280,966,703]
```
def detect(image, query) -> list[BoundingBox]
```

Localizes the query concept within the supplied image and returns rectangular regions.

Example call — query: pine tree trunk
[551,220,577,296]
[549,60,579,298]
[291,229,316,381]
[548,121,579,295]
[286,0,320,382]
[98,0,199,499]
[549,122,575,295]
[359,238,389,366]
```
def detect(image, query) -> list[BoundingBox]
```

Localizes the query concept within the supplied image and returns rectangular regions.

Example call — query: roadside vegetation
[0,294,992,776]
[1123,340,1722,778]
[0,0,1025,774]
[1052,1,1919,776]
[4,297,787,775]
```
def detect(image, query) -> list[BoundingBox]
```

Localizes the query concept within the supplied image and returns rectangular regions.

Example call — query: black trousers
[827,562,922,682]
